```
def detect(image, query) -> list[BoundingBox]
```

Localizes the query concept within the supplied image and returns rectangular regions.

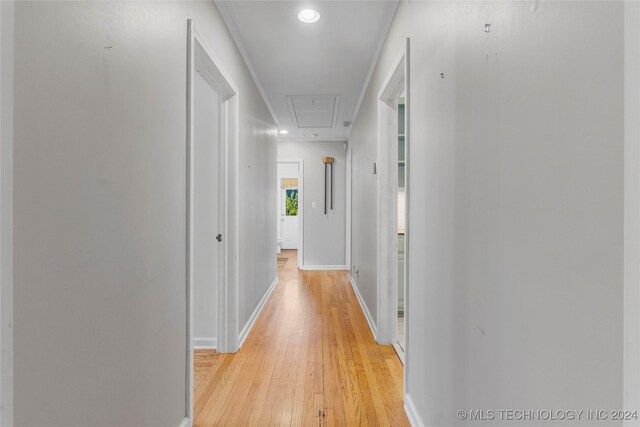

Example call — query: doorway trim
[346,149,352,271]
[376,38,410,378]
[186,20,240,425]
[277,158,304,269]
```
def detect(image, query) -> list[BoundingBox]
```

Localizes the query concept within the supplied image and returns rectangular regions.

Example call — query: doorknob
[216,234,222,242]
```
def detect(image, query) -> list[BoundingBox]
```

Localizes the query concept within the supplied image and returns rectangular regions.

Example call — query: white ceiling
[216,1,398,141]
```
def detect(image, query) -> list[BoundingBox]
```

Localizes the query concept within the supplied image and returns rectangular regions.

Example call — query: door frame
[186,20,240,425]
[277,158,304,269]
[345,149,352,270]
[376,38,410,379]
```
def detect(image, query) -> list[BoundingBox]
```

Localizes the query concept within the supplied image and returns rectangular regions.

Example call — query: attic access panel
[287,95,340,128]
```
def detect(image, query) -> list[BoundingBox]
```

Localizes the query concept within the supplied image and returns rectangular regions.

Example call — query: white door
[192,71,220,347]
[277,163,299,250]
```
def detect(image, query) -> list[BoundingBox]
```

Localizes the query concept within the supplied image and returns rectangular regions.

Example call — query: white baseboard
[404,394,425,427]
[178,417,190,427]
[193,337,216,350]
[238,276,278,348]
[392,342,405,365]
[301,264,349,271]
[349,277,378,341]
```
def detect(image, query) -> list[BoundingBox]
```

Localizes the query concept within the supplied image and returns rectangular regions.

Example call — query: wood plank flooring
[194,250,409,426]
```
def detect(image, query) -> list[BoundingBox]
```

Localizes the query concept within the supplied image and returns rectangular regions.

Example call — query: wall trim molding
[178,417,190,427]
[238,276,278,348]
[345,149,352,271]
[301,265,349,271]
[404,394,424,427]
[193,337,217,350]
[349,277,378,341]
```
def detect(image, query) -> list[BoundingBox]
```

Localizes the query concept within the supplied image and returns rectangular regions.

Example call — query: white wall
[349,1,625,425]
[12,2,276,426]
[0,2,14,426]
[192,72,220,348]
[278,141,347,268]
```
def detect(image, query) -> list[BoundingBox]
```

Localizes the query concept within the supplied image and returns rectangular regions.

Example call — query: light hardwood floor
[193,250,409,426]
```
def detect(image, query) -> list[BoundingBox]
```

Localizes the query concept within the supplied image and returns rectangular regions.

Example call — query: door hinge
[216,234,222,242]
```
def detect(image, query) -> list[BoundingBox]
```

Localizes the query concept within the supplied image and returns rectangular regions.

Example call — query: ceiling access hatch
[287,95,340,128]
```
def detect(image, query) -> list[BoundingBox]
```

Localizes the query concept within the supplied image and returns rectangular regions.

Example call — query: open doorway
[276,159,304,270]
[186,20,240,426]
[376,38,410,373]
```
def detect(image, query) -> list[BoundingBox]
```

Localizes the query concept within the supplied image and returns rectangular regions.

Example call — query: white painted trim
[187,20,240,423]
[624,2,640,421]
[185,21,195,425]
[376,39,411,398]
[238,276,278,348]
[392,342,405,365]
[214,1,279,127]
[300,265,349,271]
[378,44,407,101]
[349,277,378,341]
[403,38,411,398]
[298,159,304,267]
[346,1,399,141]
[193,337,217,350]
[404,394,425,427]
[0,3,14,425]
[278,158,304,269]
[178,417,190,427]
[345,150,352,270]
[376,39,409,346]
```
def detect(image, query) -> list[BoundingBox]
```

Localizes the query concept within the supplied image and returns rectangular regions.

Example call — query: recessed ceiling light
[298,9,320,24]
[279,130,289,134]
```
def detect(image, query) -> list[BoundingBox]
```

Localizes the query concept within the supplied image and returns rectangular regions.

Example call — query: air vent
[286,95,340,128]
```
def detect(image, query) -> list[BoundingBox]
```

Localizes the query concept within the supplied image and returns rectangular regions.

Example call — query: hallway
[193,250,409,426]
[3,1,639,425]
